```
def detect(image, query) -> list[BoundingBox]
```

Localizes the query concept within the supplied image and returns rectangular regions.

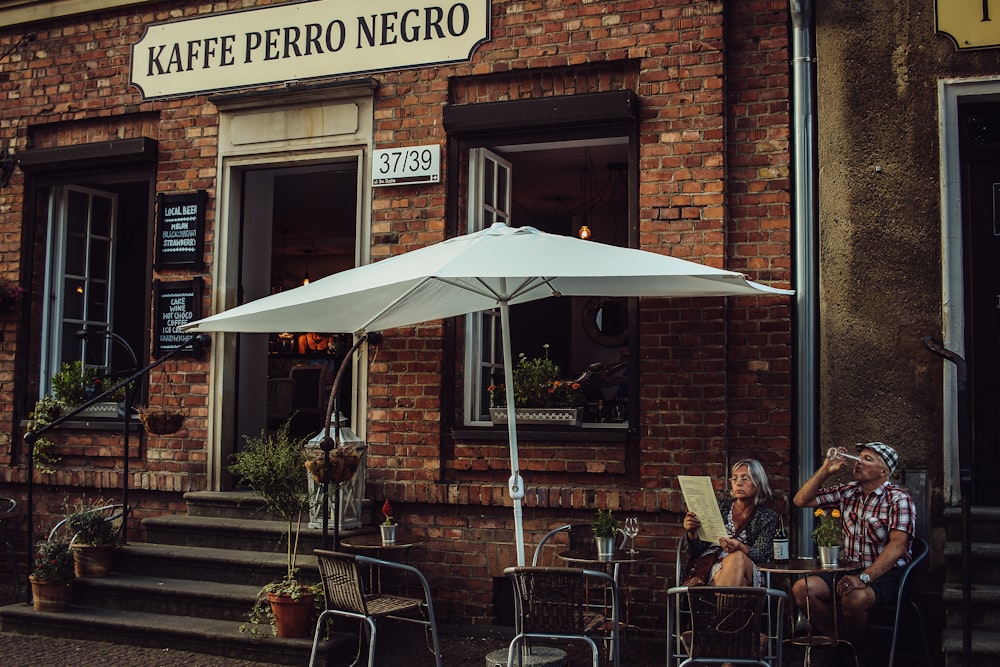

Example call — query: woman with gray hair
[681,459,778,586]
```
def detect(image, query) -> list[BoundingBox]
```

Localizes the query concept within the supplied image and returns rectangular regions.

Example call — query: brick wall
[0,0,791,628]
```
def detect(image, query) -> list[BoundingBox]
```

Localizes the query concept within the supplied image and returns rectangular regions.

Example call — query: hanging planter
[138,407,186,435]
[139,360,186,435]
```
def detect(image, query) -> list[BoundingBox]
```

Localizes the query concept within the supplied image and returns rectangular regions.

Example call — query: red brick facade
[0,0,792,627]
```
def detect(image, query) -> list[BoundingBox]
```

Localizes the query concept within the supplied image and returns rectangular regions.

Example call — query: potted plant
[0,277,23,314]
[29,539,75,611]
[488,345,585,426]
[65,498,121,577]
[230,419,322,638]
[380,499,397,545]
[812,508,843,567]
[591,509,620,559]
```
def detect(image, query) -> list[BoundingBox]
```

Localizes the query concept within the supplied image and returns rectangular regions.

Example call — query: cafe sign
[936,0,1000,50]
[131,0,490,99]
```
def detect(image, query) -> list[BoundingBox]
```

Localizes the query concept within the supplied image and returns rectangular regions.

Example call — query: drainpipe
[790,0,820,558]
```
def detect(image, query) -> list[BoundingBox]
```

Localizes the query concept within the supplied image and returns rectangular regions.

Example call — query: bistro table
[339,532,426,594]
[758,558,861,666]
[558,549,651,660]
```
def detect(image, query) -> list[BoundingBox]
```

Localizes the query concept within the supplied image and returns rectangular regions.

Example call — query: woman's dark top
[687,498,778,565]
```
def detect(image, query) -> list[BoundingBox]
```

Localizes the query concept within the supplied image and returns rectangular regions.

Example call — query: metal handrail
[23,333,209,598]
[923,335,971,664]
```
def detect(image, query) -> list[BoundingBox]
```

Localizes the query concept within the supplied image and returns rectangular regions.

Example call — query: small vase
[818,545,841,568]
[595,535,615,559]
[380,524,397,545]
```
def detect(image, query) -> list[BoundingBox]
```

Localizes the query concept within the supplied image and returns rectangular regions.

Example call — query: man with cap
[791,441,915,643]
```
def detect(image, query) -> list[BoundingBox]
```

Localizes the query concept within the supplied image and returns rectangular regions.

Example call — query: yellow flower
[812,507,842,547]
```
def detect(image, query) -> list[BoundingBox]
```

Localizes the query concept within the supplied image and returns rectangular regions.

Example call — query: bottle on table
[773,515,789,562]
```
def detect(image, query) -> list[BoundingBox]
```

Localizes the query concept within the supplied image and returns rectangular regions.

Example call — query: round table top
[757,557,861,575]
[338,533,426,551]
[557,549,650,565]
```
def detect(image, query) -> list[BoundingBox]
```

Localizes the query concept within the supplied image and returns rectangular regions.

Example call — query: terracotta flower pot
[29,575,73,612]
[267,591,315,638]
[72,543,115,578]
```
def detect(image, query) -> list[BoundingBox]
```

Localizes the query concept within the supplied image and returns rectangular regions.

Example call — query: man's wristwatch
[859,573,871,585]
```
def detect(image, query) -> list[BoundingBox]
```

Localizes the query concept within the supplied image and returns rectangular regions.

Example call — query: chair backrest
[530,523,597,566]
[897,535,928,604]
[314,549,370,616]
[290,364,327,413]
[676,586,781,662]
[0,497,15,543]
[504,566,619,637]
[267,377,297,421]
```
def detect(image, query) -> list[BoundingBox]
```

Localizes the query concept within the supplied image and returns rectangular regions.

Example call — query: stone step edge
[942,628,1000,656]
[943,506,1000,522]
[75,571,264,602]
[943,582,1000,603]
[0,603,348,664]
[943,541,1000,559]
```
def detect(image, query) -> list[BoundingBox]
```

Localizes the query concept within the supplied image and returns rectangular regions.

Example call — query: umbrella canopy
[185,222,793,564]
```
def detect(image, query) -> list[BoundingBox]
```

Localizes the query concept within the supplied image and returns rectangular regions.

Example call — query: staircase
[942,505,1000,666]
[0,491,365,665]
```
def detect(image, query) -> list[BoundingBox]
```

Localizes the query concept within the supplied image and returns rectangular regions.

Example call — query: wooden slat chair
[504,565,621,667]
[666,585,786,667]
[309,549,441,667]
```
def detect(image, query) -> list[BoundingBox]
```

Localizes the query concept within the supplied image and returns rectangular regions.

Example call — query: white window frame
[41,185,118,394]
[463,148,512,425]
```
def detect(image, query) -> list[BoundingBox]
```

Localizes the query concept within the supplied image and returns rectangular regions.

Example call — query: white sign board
[373,145,441,186]
[131,0,491,99]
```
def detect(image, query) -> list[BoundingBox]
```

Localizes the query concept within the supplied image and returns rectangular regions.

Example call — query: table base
[485,647,567,667]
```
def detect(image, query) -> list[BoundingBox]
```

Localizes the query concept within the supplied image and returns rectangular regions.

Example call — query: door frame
[939,75,1000,505]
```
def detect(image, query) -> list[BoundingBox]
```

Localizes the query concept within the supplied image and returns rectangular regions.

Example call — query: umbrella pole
[499,290,526,567]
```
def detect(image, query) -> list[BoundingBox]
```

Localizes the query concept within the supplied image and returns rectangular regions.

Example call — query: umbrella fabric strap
[508,474,525,500]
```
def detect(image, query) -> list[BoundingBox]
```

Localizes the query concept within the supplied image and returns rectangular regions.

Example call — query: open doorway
[236,161,359,444]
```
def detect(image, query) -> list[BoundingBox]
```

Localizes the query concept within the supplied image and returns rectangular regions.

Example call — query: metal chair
[504,565,621,667]
[866,536,932,666]
[666,585,786,667]
[266,377,296,428]
[531,523,600,566]
[309,549,441,667]
[0,497,22,600]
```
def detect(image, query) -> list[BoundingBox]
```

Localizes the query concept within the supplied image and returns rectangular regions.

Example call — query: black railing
[23,333,210,596]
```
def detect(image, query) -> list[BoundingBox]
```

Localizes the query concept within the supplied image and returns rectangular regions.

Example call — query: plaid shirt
[814,480,914,569]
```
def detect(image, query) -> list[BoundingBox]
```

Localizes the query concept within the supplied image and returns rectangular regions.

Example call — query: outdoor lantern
[306,416,366,530]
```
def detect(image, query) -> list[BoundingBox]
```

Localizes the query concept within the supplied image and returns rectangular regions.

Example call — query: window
[42,186,118,387]
[459,140,634,427]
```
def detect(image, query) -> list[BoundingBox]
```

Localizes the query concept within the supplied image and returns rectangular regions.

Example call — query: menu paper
[678,475,728,543]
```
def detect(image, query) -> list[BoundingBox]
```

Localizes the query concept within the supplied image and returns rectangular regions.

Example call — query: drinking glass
[623,516,639,556]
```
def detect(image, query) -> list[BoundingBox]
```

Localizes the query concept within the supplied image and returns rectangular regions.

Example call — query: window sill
[452,424,629,443]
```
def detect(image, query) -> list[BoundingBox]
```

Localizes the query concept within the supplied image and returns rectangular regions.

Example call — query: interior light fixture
[578,225,592,241]
[302,271,310,286]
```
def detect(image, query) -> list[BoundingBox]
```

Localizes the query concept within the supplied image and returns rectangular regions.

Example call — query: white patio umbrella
[184,222,792,565]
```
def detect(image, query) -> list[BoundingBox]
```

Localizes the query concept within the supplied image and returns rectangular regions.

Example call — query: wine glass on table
[623,516,639,556]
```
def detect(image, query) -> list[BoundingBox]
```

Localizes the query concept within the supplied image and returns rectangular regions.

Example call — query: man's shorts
[816,567,903,606]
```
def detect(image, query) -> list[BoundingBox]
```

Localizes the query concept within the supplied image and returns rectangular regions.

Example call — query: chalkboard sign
[154,278,203,357]
[155,191,207,269]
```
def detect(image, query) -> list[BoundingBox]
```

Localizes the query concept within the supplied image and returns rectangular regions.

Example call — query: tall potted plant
[230,419,322,638]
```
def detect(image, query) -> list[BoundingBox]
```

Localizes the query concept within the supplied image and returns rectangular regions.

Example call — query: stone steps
[0,490,364,665]
[942,505,1000,666]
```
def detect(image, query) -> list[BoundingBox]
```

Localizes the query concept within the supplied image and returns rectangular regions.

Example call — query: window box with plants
[488,347,585,426]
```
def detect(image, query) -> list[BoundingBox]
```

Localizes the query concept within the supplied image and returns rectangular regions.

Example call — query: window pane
[87,279,109,321]
[91,196,113,237]
[496,168,508,223]
[63,278,85,319]
[66,191,88,236]
[484,160,495,208]
[89,238,110,281]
